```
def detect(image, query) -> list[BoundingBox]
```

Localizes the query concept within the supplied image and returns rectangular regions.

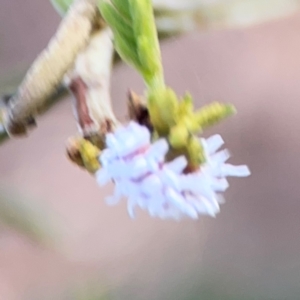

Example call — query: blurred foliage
[51,0,300,32]
[27,282,110,300]
[2,0,299,145]
[154,0,300,31]
[0,186,59,245]
[64,282,110,300]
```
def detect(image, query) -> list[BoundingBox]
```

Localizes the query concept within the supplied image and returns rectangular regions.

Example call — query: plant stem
[4,0,99,136]
[65,26,118,146]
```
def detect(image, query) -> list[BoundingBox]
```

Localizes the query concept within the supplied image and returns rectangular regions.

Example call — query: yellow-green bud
[147,87,178,135]
[80,139,101,173]
[169,124,189,149]
[187,136,206,167]
[195,102,236,129]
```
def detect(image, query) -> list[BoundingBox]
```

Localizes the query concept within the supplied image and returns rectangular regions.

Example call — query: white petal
[105,186,122,206]
[96,169,111,186]
[184,206,199,219]
[165,156,187,173]
[165,189,186,210]
[140,174,162,196]
[216,194,226,204]
[137,196,148,209]
[186,173,217,197]
[127,197,137,218]
[209,149,230,165]
[158,206,182,220]
[129,121,149,139]
[117,137,140,157]
[165,189,198,219]
[147,159,160,173]
[107,160,127,178]
[207,196,221,214]
[120,180,139,198]
[147,139,169,159]
[160,169,181,191]
[147,194,165,216]
[105,195,121,206]
[131,158,150,179]
[210,177,229,192]
[99,149,115,165]
[186,195,211,215]
[204,134,224,154]
[106,133,118,149]
[221,164,251,177]
[196,196,219,217]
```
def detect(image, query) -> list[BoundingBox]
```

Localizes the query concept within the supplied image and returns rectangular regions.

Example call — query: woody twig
[4,0,99,136]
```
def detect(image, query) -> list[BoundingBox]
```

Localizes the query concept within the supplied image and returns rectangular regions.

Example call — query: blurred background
[1,0,300,299]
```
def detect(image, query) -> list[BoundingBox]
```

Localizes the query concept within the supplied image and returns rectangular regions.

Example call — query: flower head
[96,122,250,220]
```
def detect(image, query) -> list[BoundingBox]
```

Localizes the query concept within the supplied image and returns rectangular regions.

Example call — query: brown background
[0,1,300,299]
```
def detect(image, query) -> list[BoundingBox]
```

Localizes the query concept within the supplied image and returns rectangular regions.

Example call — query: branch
[0,86,67,143]
[4,0,100,136]
[4,0,294,140]
[65,26,119,172]
[0,1,196,142]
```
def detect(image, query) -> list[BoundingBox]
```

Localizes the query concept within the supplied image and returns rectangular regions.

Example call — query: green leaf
[113,32,143,72]
[129,0,153,39]
[98,0,164,90]
[0,187,58,245]
[99,2,142,70]
[99,2,135,44]
[129,0,163,88]
[111,0,131,20]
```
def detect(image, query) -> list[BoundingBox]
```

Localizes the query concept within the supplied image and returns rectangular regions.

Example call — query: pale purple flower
[96,122,250,220]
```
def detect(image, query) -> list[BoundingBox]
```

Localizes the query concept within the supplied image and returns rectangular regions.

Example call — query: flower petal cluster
[97,122,250,219]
